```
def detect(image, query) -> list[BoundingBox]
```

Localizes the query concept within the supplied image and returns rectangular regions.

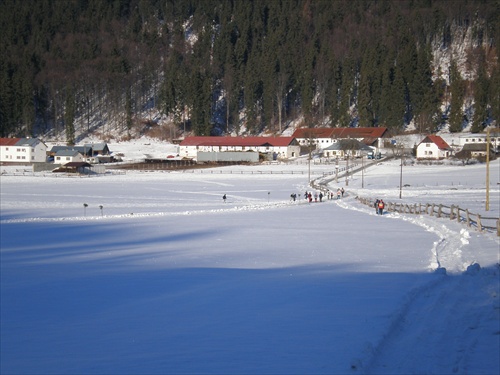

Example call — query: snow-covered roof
[0,137,44,147]
[418,135,452,150]
[55,150,82,157]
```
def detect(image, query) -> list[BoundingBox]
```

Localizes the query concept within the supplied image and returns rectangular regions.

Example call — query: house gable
[416,135,452,159]
[418,135,451,150]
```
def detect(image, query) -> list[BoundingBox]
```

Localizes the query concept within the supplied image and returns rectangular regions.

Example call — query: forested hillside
[0,0,498,143]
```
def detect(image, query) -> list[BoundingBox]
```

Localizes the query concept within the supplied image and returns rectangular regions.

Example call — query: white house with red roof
[179,136,300,160]
[416,135,453,160]
[0,137,47,163]
[291,127,388,151]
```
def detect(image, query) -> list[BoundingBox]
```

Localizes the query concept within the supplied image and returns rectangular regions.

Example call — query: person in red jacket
[377,199,385,215]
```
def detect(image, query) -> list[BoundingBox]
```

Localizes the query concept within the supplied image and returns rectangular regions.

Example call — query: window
[426,143,430,147]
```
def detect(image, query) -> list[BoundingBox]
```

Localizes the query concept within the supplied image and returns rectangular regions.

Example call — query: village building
[458,131,500,154]
[322,139,373,159]
[416,135,453,160]
[52,162,93,174]
[291,127,388,153]
[54,150,84,164]
[456,143,496,159]
[0,137,47,163]
[179,136,300,160]
[85,142,110,156]
[48,142,111,163]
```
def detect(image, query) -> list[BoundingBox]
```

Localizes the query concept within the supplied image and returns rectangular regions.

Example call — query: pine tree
[489,65,500,126]
[64,86,75,145]
[448,61,465,133]
[357,46,375,127]
[471,53,488,133]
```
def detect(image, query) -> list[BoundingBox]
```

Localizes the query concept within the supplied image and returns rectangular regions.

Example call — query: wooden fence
[356,196,500,236]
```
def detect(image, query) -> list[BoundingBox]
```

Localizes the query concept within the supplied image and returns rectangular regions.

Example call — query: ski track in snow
[0,200,305,224]
[334,196,500,374]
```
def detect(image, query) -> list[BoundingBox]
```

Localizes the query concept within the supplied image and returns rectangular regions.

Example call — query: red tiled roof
[0,138,21,146]
[292,127,387,139]
[180,136,296,147]
[420,135,451,149]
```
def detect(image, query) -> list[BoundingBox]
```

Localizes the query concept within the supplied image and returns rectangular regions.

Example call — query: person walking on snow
[223,194,227,203]
[378,199,385,215]
[374,199,380,214]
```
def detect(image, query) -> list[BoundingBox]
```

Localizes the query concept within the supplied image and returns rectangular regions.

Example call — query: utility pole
[486,127,490,211]
[308,146,311,185]
[345,154,349,186]
[399,146,404,199]
[361,154,364,189]
[335,157,338,183]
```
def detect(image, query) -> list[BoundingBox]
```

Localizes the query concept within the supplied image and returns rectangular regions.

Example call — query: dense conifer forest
[0,0,498,142]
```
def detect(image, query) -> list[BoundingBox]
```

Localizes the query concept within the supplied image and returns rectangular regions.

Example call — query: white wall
[0,142,47,163]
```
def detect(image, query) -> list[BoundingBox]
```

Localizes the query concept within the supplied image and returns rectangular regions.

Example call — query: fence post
[497,219,500,237]
[466,209,471,227]
[457,207,462,223]
[477,215,483,232]
[438,204,443,218]
[450,205,454,220]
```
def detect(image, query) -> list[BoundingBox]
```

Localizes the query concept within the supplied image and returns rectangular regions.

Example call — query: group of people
[302,191,324,203]
[225,189,349,205]
[290,187,346,203]
[374,198,385,215]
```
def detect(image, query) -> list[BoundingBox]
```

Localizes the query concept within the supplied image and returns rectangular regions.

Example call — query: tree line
[0,0,498,142]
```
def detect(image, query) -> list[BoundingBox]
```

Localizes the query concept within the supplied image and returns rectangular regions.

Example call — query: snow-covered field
[1,151,499,374]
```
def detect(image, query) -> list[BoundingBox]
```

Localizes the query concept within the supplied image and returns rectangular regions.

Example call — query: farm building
[0,137,47,163]
[459,130,500,153]
[291,127,388,152]
[179,136,300,160]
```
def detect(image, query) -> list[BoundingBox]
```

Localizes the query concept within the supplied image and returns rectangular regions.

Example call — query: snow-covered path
[364,264,499,374]
[334,196,500,374]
